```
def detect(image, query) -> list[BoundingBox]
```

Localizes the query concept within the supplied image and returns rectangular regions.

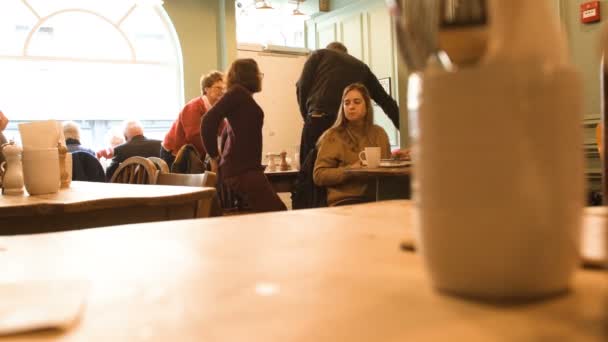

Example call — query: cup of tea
[358,147,381,168]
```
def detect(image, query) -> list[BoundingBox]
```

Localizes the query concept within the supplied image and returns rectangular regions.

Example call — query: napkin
[0,279,89,335]
[18,120,65,150]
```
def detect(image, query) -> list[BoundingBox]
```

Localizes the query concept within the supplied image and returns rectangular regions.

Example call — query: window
[0,0,182,149]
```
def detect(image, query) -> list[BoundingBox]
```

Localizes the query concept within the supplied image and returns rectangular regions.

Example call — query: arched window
[0,0,182,146]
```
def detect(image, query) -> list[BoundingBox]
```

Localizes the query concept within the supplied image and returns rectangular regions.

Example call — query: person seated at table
[161,71,226,169]
[313,83,390,206]
[106,120,161,180]
[201,58,286,212]
[62,121,95,156]
[96,127,125,161]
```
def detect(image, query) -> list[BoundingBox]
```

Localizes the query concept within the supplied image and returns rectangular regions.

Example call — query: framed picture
[378,77,391,96]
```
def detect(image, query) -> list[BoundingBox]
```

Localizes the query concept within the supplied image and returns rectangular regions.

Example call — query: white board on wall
[236,48,307,163]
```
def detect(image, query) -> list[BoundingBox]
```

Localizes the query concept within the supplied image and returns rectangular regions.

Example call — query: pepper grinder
[58,143,70,188]
[279,151,290,171]
[0,141,24,196]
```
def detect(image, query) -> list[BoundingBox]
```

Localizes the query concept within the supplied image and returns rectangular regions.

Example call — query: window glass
[0,0,38,55]
[0,0,182,148]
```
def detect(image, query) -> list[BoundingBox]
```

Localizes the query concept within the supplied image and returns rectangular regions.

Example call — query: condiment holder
[0,141,24,196]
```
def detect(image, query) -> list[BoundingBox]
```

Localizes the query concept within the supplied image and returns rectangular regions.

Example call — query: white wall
[237,48,307,162]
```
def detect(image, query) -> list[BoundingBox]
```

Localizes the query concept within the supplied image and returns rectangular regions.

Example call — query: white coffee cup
[414,63,584,299]
[22,148,60,195]
[358,147,381,168]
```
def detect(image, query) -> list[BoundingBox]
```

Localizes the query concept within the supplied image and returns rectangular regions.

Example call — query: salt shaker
[266,153,277,172]
[0,142,24,196]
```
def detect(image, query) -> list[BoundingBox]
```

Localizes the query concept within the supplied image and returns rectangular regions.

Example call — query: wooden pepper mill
[0,141,24,196]
[58,143,70,188]
[279,151,291,171]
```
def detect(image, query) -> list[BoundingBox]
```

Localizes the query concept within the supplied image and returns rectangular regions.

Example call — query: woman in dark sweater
[201,58,286,212]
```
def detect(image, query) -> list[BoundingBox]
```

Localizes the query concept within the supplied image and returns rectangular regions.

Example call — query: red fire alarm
[581,1,601,24]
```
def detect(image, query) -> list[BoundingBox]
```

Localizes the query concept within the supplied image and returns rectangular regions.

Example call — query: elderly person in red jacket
[160,71,225,168]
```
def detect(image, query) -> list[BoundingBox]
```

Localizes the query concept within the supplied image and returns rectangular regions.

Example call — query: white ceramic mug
[358,147,381,168]
[414,63,584,299]
[22,148,60,195]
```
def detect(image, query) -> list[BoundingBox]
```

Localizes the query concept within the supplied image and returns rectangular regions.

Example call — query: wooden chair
[157,171,217,187]
[156,171,219,217]
[110,156,159,185]
[149,157,170,174]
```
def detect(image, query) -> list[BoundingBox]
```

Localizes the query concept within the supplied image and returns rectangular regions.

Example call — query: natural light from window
[0,0,183,123]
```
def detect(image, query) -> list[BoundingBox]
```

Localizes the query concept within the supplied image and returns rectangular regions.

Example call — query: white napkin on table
[0,279,89,335]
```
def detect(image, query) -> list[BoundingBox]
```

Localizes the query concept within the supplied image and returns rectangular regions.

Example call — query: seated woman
[313,83,391,206]
[201,58,286,212]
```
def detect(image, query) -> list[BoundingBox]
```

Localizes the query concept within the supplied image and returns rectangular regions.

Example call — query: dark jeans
[160,146,175,169]
[224,169,287,213]
[299,113,335,166]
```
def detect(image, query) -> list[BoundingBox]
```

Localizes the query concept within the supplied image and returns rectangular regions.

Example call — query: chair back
[157,171,217,187]
[156,171,218,217]
[110,156,159,184]
[171,144,204,174]
[149,157,170,174]
[71,151,106,182]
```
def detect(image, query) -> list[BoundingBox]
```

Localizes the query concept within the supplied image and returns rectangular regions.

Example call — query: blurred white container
[22,148,60,195]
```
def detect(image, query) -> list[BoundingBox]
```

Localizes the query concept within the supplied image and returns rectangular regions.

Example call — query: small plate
[379,160,412,168]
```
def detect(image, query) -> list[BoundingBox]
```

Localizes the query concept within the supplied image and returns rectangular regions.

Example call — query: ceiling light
[255,0,274,9]
[290,0,308,17]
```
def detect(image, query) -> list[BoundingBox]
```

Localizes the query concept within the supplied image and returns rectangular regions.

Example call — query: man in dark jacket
[296,42,400,166]
[106,120,161,180]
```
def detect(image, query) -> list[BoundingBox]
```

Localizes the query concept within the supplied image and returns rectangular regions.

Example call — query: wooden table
[0,181,216,235]
[0,200,605,341]
[264,169,299,193]
[344,166,411,200]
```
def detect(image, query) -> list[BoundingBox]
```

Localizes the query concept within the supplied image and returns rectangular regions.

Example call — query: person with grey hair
[62,121,95,156]
[106,120,161,180]
[296,41,400,167]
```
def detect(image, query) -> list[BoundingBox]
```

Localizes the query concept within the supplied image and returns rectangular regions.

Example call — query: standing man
[296,41,400,165]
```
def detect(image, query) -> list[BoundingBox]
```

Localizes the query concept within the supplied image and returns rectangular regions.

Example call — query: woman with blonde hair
[313,83,391,206]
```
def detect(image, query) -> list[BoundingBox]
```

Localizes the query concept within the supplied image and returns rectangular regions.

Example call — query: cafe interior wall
[163,0,604,194]
[164,0,237,103]
[312,0,606,195]
[559,0,605,193]
[306,0,410,149]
